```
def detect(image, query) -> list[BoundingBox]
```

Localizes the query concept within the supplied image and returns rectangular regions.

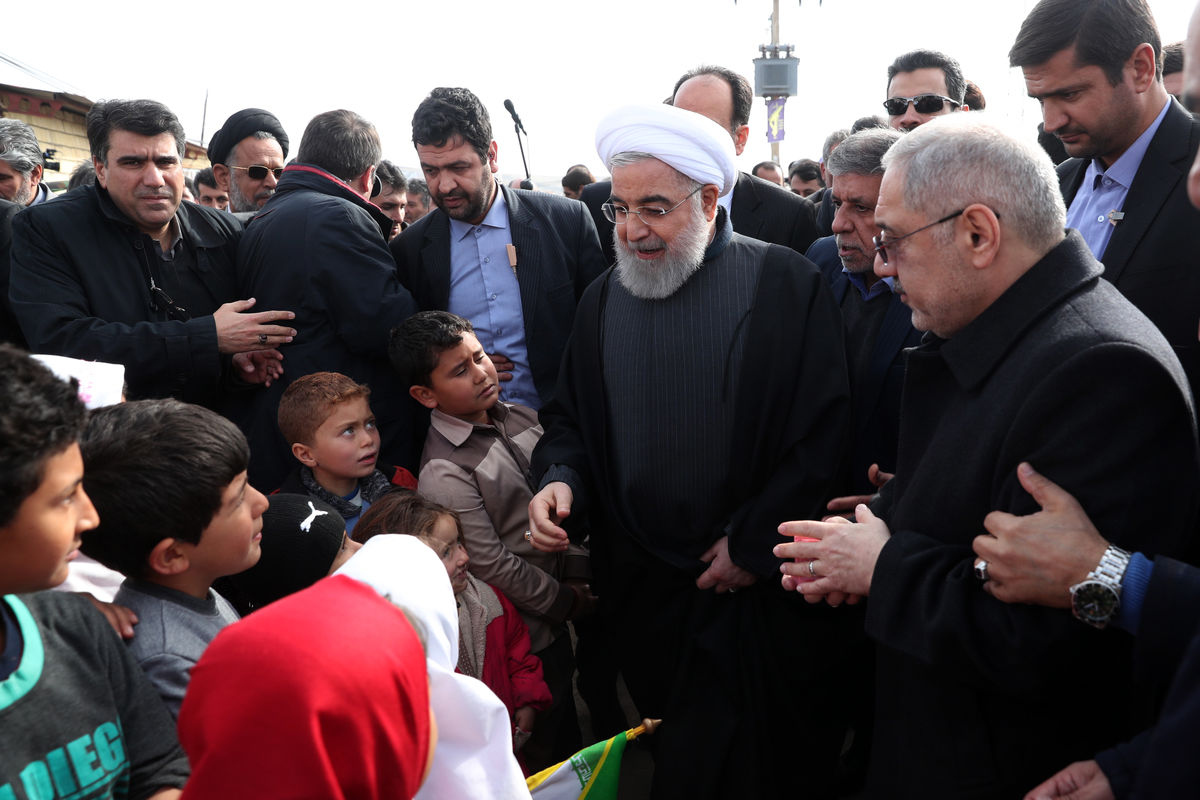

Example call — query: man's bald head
[671,66,753,156]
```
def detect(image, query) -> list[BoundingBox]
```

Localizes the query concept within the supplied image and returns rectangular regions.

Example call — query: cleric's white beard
[613,210,710,300]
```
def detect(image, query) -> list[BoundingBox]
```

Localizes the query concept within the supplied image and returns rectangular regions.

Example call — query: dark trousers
[522,630,582,772]
[597,529,865,800]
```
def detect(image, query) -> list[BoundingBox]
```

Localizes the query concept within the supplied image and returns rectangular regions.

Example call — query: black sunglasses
[230,164,284,180]
[882,94,959,116]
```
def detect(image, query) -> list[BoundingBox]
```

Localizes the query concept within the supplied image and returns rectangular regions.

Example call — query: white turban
[595,104,737,197]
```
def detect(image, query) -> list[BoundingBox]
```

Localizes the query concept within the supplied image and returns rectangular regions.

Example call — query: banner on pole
[766,97,786,143]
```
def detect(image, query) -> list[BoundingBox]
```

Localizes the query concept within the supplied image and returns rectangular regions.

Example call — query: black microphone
[504,99,527,135]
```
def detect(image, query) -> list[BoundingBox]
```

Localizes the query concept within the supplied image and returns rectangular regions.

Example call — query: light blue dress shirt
[1066,98,1171,260]
[446,188,540,409]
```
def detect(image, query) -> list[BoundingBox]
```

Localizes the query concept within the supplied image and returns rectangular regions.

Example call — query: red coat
[472,585,552,718]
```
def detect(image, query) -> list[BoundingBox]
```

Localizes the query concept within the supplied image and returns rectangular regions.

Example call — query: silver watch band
[1088,544,1132,588]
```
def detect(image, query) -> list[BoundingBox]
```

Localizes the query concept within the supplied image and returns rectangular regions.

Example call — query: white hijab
[336,535,532,800]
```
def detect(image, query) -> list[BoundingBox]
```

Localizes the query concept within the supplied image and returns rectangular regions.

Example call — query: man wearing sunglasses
[208,108,289,217]
[773,116,1197,799]
[1012,0,1200,404]
[884,49,968,132]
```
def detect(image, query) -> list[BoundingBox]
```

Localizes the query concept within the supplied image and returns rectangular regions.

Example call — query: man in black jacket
[776,116,1198,800]
[9,99,293,407]
[232,109,419,491]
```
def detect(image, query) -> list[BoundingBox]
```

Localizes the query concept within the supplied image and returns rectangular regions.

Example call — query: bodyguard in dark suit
[804,128,919,497]
[776,118,1199,800]
[391,88,605,409]
[1011,0,1200,400]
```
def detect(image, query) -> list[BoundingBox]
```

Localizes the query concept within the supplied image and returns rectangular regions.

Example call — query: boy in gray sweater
[0,345,189,798]
[80,399,268,717]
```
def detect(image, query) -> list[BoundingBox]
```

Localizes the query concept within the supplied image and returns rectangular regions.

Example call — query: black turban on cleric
[207,108,289,166]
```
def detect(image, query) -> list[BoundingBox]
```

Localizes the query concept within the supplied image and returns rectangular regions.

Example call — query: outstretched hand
[974,463,1108,608]
[214,298,296,354]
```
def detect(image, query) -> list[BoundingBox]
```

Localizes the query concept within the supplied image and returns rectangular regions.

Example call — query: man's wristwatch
[1069,544,1132,629]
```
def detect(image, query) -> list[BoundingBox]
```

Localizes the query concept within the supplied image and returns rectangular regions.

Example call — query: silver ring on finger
[808,559,818,578]
[257,333,268,345]
[974,559,990,583]
[523,530,533,543]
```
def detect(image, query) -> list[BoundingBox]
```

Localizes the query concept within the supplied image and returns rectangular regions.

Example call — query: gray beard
[12,179,32,206]
[229,177,270,213]
[612,211,710,300]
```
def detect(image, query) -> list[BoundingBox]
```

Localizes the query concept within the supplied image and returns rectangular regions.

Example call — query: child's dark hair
[277,371,371,446]
[351,488,462,544]
[0,346,87,526]
[79,399,250,577]
[389,310,475,388]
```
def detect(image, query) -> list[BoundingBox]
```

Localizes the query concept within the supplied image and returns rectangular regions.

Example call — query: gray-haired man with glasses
[775,114,1198,798]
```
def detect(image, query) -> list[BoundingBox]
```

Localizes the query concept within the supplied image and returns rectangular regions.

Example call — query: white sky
[4,0,1195,187]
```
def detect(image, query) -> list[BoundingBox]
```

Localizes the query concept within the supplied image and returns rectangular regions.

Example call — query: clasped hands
[773,503,891,606]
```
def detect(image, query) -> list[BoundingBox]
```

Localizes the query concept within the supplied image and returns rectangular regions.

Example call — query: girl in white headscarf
[336,533,534,799]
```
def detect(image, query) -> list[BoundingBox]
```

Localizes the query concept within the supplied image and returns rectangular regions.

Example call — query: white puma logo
[300,501,329,532]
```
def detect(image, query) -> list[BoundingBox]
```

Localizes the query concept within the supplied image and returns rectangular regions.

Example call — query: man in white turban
[525,103,861,799]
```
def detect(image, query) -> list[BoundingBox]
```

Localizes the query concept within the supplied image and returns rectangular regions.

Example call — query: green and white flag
[526,720,658,800]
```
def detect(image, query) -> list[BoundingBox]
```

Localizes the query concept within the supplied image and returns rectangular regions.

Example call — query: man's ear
[292,441,317,468]
[486,141,499,174]
[732,124,749,156]
[28,163,43,191]
[1128,42,1159,93]
[212,163,231,192]
[147,538,189,577]
[409,384,439,410]
[93,156,108,189]
[348,165,374,200]
[701,184,721,222]
[962,203,1002,270]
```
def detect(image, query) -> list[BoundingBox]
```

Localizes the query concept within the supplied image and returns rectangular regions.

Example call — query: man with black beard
[527,103,856,799]
[391,87,605,411]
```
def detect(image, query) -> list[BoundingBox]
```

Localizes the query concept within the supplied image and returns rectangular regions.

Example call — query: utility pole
[753,0,798,165]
